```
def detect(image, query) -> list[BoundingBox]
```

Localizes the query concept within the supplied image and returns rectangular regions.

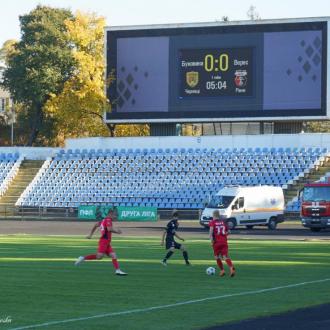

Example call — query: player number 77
[215,225,226,235]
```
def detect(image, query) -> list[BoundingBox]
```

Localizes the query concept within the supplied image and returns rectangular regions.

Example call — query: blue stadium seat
[15,144,325,211]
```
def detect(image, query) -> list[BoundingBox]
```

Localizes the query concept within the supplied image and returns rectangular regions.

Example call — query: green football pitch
[0,235,329,330]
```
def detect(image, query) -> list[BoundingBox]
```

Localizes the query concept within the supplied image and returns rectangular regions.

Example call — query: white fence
[66,133,330,151]
[1,133,330,160]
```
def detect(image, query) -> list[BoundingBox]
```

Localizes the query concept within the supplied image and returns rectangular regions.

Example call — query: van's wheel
[246,225,254,229]
[226,218,236,230]
[268,217,277,230]
[310,228,321,232]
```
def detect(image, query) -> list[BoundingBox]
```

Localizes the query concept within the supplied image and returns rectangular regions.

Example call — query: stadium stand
[0,153,21,198]
[286,170,330,212]
[285,198,301,212]
[16,147,328,210]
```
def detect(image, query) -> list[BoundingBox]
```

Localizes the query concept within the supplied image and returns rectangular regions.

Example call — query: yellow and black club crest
[186,71,199,88]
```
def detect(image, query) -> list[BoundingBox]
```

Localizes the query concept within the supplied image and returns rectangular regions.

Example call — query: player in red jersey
[74,208,127,276]
[209,210,235,277]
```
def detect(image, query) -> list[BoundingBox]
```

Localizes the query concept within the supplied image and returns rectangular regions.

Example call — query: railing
[0,205,201,221]
[0,205,77,220]
[0,205,299,221]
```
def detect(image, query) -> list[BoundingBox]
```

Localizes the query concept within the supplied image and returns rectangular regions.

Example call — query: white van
[200,186,284,230]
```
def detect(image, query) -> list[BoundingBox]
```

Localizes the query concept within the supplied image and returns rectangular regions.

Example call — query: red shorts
[213,242,228,257]
[98,238,114,255]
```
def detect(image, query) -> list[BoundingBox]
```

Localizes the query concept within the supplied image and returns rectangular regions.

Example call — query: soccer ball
[206,267,216,275]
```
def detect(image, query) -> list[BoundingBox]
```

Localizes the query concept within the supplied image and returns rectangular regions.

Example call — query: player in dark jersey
[161,210,190,266]
[209,210,235,277]
[74,208,127,276]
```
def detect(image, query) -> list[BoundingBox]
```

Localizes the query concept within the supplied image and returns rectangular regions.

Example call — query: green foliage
[0,6,150,146]
[0,39,18,65]
[182,123,202,136]
[305,121,330,133]
[0,235,329,329]
[44,11,150,143]
[44,11,110,146]
[0,123,12,145]
[1,5,75,145]
[114,124,150,137]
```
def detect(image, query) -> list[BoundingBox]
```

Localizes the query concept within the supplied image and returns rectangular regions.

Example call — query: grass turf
[0,235,329,330]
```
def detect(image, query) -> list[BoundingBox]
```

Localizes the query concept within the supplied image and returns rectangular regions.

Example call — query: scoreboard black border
[106,20,328,123]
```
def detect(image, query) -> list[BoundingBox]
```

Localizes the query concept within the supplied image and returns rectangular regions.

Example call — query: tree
[114,124,149,137]
[0,40,20,145]
[0,40,18,65]
[1,6,75,145]
[305,121,330,133]
[182,124,201,136]
[44,11,110,145]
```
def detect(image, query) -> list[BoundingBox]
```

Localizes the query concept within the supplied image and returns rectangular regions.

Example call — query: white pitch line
[9,278,330,330]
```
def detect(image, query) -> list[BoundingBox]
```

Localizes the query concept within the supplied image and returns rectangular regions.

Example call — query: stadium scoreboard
[105,18,330,123]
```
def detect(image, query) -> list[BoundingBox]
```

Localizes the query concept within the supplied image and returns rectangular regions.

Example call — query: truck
[300,181,330,232]
[200,186,285,230]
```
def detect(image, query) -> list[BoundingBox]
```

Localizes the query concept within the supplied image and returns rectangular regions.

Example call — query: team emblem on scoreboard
[234,70,248,88]
[186,71,199,88]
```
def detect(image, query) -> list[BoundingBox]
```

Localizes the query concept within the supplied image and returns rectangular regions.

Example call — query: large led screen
[105,19,328,123]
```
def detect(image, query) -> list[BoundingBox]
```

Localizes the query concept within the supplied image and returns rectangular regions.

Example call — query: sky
[0,0,329,46]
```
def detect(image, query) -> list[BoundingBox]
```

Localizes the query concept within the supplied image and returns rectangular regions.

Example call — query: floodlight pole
[11,121,13,146]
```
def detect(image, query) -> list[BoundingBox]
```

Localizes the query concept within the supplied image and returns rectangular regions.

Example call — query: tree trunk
[27,105,43,146]
[108,124,116,137]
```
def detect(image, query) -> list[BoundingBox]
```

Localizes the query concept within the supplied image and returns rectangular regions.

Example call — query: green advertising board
[78,205,157,221]
[78,205,97,220]
[117,206,158,221]
[78,205,112,220]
